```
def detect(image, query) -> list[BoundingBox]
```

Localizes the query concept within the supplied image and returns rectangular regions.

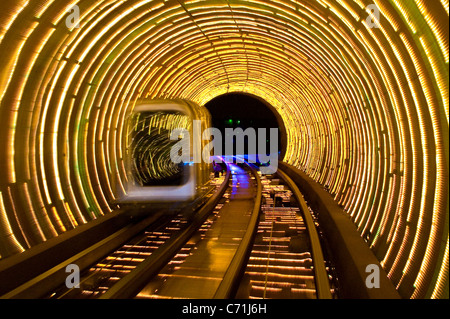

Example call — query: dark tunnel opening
[204,93,287,163]
[0,0,447,301]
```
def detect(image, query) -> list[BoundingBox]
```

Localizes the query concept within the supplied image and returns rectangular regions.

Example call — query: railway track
[46,213,195,298]
[0,161,334,299]
[48,171,230,299]
[237,172,335,299]
[135,163,261,299]
[131,163,334,300]
[0,166,230,299]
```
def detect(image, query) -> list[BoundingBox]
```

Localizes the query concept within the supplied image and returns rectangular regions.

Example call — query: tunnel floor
[136,164,256,299]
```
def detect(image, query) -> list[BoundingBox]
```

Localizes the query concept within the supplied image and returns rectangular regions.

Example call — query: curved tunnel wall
[0,0,448,299]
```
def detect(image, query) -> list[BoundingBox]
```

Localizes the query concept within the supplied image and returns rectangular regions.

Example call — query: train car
[115,99,213,207]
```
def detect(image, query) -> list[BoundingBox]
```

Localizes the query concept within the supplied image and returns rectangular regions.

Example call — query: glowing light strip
[0,0,446,301]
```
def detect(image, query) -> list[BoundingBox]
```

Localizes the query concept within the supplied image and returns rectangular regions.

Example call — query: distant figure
[213,161,221,178]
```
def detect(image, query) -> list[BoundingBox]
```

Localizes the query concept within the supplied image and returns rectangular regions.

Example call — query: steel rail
[0,212,165,299]
[100,165,232,299]
[1,169,231,299]
[213,164,262,299]
[276,168,333,299]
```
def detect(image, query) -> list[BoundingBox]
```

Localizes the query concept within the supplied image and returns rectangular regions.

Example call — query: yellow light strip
[0,0,446,301]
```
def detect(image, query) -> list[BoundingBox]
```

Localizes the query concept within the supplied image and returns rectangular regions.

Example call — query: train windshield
[127,111,192,187]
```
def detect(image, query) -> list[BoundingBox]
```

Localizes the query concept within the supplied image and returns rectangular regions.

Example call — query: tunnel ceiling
[0,0,448,299]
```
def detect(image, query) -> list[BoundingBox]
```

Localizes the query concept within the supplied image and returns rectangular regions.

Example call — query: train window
[127,111,192,187]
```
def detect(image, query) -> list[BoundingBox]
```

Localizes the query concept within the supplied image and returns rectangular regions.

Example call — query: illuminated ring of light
[0,0,448,299]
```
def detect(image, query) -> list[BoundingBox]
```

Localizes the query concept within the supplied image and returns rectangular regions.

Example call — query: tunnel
[205,92,286,159]
[0,0,448,300]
